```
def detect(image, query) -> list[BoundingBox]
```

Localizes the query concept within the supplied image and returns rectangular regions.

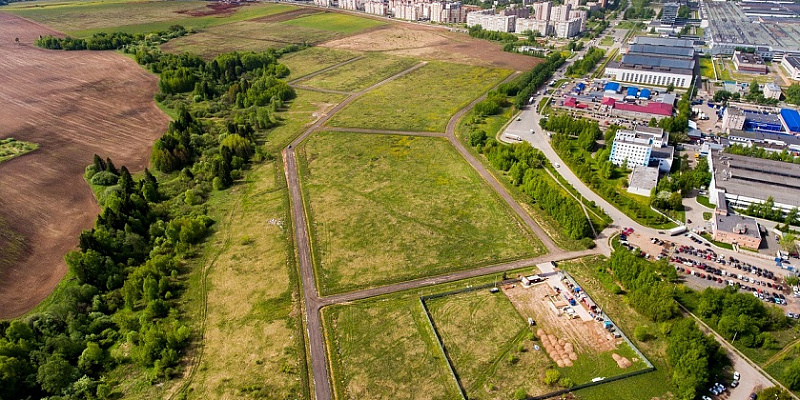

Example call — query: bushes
[512,53,566,108]
[566,46,605,77]
[90,171,118,186]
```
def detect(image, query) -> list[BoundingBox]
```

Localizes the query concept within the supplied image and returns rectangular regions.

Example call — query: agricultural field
[281,47,360,81]
[327,62,511,132]
[426,290,554,399]
[0,138,38,163]
[162,11,383,58]
[0,12,170,318]
[264,89,348,153]
[182,162,306,399]
[300,54,418,92]
[6,0,299,37]
[298,132,541,295]
[323,296,461,400]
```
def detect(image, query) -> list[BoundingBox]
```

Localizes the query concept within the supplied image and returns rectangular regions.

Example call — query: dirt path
[0,13,169,318]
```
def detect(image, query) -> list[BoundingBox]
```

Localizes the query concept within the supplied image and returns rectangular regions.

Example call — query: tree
[780,234,798,254]
[785,358,800,390]
[666,83,675,93]
[37,355,78,394]
[750,79,760,96]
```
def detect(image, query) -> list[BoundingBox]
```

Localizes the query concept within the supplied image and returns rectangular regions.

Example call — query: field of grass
[264,89,348,153]
[301,54,418,92]
[0,138,38,163]
[6,0,297,37]
[557,257,677,400]
[427,290,554,399]
[323,297,461,400]
[328,62,511,132]
[599,36,614,47]
[299,132,542,295]
[280,11,384,34]
[281,47,360,81]
[699,57,716,80]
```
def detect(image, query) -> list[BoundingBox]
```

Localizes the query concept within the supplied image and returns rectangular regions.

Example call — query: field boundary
[419,275,655,400]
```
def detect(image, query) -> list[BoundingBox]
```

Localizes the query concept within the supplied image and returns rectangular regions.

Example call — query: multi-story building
[532,1,551,21]
[313,0,334,6]
[429,1,467,23]
[553,18,582,38]
[764,83,782,100]
[466,10,516,32]
[516,18,551,36]
[708,151,800,215]
[568,9,587,31]
[338,0,361,11]
[781,55,800,80]
[500,4,530,18]
[393,0,427,20]
[733,51,768,74]
[365,0,388,15]
[550,3,571,22]
[608,126,674,172]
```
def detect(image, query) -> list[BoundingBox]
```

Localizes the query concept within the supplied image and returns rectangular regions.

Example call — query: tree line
[496,52,565,109]
[565,46,604,77]
[2,35,301,398]
[726,144,800,165]
[36,25,187,51]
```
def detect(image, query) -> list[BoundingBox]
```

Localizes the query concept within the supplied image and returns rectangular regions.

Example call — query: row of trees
[500,52,566,109]
[694,286,788,348]
[726,144,800,164]
[565,46,604,77]
[36,25,187,51]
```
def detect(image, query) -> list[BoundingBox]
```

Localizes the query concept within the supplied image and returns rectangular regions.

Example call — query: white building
[763,82,782,100]
[781,55,800,80]
[609,126,674,172]
[553,18,581,38]
[550,3,571,21]
[466,10,516,32]
[516,18,551,36]
[338,0,361,11]
[604,64,693,88]
[627,165,660,197]
[568,9,587,31]
[532,1,551,21]
[313,0,333,6]
[365,0,388,15]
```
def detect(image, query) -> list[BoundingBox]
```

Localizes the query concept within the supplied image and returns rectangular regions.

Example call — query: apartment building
[466,10,516,32]
[516,17,551,36]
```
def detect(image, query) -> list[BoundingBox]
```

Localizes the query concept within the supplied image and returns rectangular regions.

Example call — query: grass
[0,138,38,163]
[556,257,678,400]
[280,11,384,34]
[323,297,461,400]
[699,57,716,80]
[599,36,614,47]
[703,212,713,221]
[328,61,511,132]
[700,233,735,250]
[427,290,553,399]
[264,89,348,153]
[538,96,552,113]
[592,47,619,79]
[298,132,542,295]
[696,195,714,209]
[300,54,418,92]
[714,58,732,81]
[7,0,298,37]
[281,47,360,81]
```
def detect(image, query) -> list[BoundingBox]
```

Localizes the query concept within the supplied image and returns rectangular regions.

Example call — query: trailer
[668,226,687,236]
[505,134,523,142]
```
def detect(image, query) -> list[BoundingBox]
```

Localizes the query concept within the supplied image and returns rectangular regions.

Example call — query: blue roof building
[575,82,586,92]
[639,88,651,99]
[780,108,800,133]
[626,87,638,97]
[604,82,621,93]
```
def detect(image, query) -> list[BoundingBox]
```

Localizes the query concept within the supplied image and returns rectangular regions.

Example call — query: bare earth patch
[0,12,169,318]
[321,23,541,70]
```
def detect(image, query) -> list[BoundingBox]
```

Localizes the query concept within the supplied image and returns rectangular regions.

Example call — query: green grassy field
[427,290,554,399]
[0,138,38,163]
[599,37,614,47]
[6,0,297,37]
[281,47,360,81]
[699,57,716,80]
[323,297,461,400]
[301,54,418,92]
[264,89,348,153]
[299,132,542,295]
[327,62,511,132]
[557,257,677,400]
[280,11,384,34]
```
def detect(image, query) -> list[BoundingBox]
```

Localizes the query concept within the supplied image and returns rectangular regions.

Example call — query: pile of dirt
[612,353,632,369]
[538,329,578,367]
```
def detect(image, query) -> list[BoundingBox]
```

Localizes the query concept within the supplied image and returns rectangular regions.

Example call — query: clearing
[279,11,385,34]
[299,54,418,92]
[0,12,170,318]
[0,138,38,163]
[327,61,511,132]
[426,289,554,399]
[323,296,461,400]
[299,132,542,295]
[281,47,360,81]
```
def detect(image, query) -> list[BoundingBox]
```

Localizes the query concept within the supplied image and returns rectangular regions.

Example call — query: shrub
[634,326,654,342]
[91,171,119,186]
[559,377,575,388]
[513,388,528,400]
[84,164,98,180]
[543,369,561,385]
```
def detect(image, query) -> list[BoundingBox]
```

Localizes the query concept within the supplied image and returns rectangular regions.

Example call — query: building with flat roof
[780,108,800,134]
[708,152,800,214]
[727,129,800,153]
[733,51,768,74]
[516,18,551,36]
[609,126,674,172]
[763,83,782,100]
[604,36,696,88]
[705,1,800,60]
[628,165,659,197]
[722,106,784,133]
[712,213,762,249]
[466,10,516,32]
[781,56,800,80]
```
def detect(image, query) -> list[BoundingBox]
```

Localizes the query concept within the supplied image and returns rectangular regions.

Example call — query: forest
[1,33,298,398]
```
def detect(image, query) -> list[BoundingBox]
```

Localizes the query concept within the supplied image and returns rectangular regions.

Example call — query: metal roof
[781,108,800,133]
[628,44,695,59]
[621,54,695,70]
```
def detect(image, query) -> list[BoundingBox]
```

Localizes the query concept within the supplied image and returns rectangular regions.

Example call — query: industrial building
[732,51,767,74]
[727,129,800,154]
[604,37,696,88]
[712,211,763,249]
[708,152,800,214]
[781,56,800,80]
[627,165,660,197]
[704,1,800,60]
[722,107,784,133]
[609,126,674,172]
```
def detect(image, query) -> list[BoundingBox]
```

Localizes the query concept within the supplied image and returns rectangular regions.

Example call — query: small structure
[639,88,651,99]
[780,108,800,134]
[627,165,659,197]
[733,51,767,74]
[712,213,762,249]
[763,83,782,100]
[604,81,621,94]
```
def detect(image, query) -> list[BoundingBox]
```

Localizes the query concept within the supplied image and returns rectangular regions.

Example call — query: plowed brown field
[0,13,169,318]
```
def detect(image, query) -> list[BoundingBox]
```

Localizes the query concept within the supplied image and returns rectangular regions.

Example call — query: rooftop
[632,36,694,48]
[714,213,761,240]
[629,165,659,193]
[785,56,800,69]
[705,1,800,52]
[712,152,800,208]
[734,51,765,66]
[628,44,695,59]
[621,54,696,70]
[728,129,800,146]
[608,61,694,76]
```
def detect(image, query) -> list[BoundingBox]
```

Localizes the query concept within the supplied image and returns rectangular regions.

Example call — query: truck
[669,226,688,236]
[505,134,523,142]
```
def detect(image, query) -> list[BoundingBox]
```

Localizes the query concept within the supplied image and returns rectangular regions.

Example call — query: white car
[733,371,740,381]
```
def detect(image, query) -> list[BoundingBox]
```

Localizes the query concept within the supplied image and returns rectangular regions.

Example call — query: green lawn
[327,61,511,132]
[300,54,418,92]
[0,138,38,163]
[323,297,461,400]
[264,89,348,153]
[600,37,614,47]
[280,11,384,34]
[699,57,716,80]
[696,195,714,209]
[427,290,553,399]
[281,47,360,81]
[299,132,542,295]
[6,0,297,37]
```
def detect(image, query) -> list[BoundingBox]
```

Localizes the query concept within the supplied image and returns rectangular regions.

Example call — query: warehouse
[708,152,800,214]
[603,37,696,88]
[733,51,767,74]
